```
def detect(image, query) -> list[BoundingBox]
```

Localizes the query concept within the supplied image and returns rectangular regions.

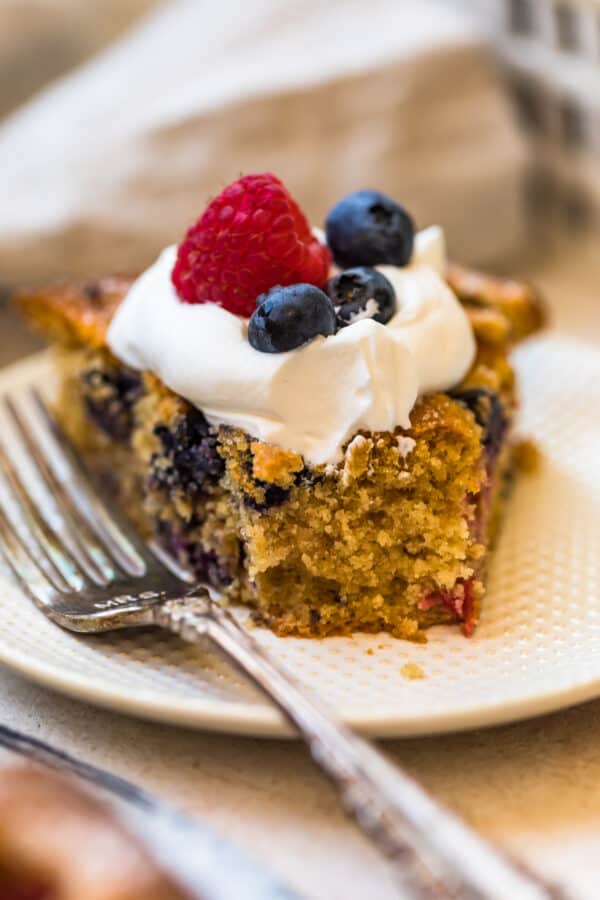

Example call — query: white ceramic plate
[0,340,598,738]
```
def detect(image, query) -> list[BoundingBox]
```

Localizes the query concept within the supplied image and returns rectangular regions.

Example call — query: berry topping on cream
[108,174,475,465]
[171,173,331,317]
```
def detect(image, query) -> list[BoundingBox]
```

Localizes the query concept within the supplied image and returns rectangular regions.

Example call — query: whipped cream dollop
[107,226,475,465]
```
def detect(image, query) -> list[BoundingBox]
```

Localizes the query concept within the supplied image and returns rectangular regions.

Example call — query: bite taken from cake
[17,173,544,640]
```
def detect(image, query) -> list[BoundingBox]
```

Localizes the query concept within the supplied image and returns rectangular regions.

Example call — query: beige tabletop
[1,232,600,899]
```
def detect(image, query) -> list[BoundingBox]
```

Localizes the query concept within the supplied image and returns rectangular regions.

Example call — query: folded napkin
[0,0,527,285]
[0,0,156,120]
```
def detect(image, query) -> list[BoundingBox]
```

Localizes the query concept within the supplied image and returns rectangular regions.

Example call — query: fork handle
[155,598,562,900]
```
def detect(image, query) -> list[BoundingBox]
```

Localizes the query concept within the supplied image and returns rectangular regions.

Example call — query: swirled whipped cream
[107,226,475,465]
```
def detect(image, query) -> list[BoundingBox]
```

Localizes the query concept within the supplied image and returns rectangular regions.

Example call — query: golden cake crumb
[341,434,372,486]
[401,662,425,680]
[512,438,541,474]
[251,442,303,486]
[467,308,510,345]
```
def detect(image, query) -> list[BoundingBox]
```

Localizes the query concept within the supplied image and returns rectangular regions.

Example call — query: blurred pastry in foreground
[0,766,189,900]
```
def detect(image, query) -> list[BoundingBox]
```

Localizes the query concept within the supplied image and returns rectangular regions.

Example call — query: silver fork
[0,390,563,900]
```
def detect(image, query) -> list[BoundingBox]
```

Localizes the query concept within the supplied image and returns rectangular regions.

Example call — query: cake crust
[16,276,131,349]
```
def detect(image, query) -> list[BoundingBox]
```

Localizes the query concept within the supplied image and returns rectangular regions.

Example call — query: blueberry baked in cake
[17,174,544,640]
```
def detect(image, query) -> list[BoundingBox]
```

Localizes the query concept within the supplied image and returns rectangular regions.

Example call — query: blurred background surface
[0,0,598,363]
[0,0,157,120]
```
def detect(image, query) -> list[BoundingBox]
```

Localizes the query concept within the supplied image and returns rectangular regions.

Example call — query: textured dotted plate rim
[4,634,600,738]
[0,345,598,739]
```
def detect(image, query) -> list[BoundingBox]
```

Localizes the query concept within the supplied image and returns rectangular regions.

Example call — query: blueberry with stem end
[325,190,415,268]
[326,266,396,328]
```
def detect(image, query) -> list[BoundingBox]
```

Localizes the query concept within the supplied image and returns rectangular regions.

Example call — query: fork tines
[0,390,158,612]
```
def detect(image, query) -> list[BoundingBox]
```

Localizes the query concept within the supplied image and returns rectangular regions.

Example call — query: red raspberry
[171,173,332,317]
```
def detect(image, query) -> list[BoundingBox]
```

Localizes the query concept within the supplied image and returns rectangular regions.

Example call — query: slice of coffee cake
[17,175,544,639]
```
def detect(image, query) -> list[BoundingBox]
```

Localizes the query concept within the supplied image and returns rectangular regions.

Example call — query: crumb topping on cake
[251,443,303,487]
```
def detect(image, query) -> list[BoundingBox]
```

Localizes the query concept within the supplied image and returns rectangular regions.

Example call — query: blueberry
[325,190,415,268]
[82,366,142,442]
[189,546,234,588]
[244,483,290,512]
[156,521,234,588]
[249,284,336,353]
[326,267,396,328]
[453,388,507,459]
[150,410,224,494]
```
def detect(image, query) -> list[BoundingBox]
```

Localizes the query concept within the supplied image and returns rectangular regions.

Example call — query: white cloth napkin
[0,0,528,285]
[0,0,156,120]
